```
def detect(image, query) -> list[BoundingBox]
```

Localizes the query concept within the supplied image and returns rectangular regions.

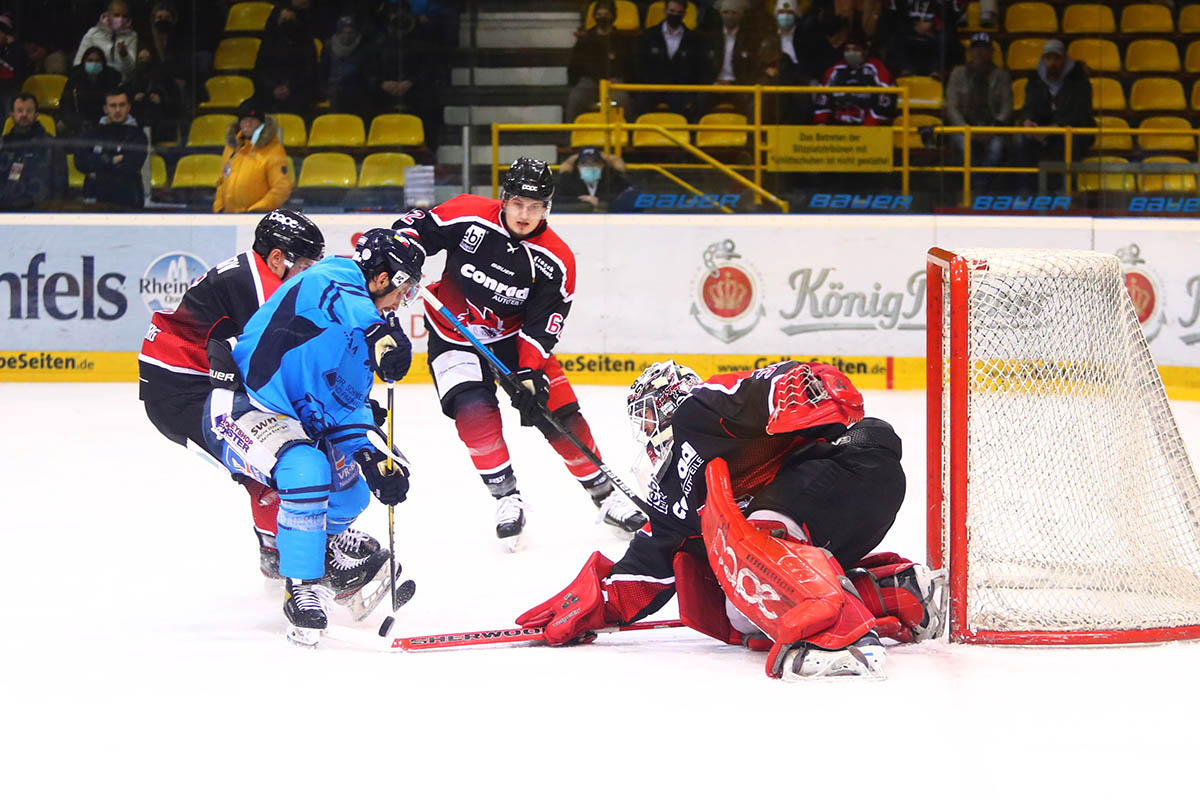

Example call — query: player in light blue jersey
[203,229,425,645]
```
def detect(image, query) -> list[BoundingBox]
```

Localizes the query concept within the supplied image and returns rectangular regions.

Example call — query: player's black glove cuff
[206,337,243,391]
[510,368,549,427]
[367,398,388,428]
[354,449,410,506]
[365,314,412,383]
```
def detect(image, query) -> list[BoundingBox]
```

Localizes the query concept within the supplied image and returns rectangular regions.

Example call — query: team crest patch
[460,224,487,254]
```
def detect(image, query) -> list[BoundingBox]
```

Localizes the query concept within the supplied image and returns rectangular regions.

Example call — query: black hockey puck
[378,615,395,637]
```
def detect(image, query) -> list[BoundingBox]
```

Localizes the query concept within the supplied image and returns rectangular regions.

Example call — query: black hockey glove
[354,449,410,506]
[510,368,549,427]
[206,337,243,391]
[365,314,412,383]
[367,397,388,428]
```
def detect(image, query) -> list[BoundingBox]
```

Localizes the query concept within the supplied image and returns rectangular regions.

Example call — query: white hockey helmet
[627,360,701,468]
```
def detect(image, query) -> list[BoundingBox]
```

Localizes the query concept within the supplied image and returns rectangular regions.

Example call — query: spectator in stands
[635,0,712,118]
[140,2,191,112]
[759,0,825,123]
[0,92,64,210]
[1016,39,1094,190]
[555,145,635,211]
[0,12,28,114]
[707,0,760,87]
[74,1,138,81]
[370,6,441,146]
[127,46,181,144]
[565,0,634,125]
[320,15,374,117]
[945,32,1011,189]
[254,2,319,115]
[885,0,962,80]
[22,31,69,77]
[813,30,895,126]
[213,97,293,214]
[60,46,123,138]
[74,88,147,209]
[803,0,889,54]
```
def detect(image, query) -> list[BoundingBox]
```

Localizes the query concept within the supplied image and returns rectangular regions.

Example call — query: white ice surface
[5,383,1199,797]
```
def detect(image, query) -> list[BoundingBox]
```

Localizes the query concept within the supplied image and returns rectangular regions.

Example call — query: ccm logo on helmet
[460,264,530,300]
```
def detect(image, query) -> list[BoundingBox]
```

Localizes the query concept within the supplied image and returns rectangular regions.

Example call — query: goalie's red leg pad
[243,478,279,537]
[453,395,511,474]
[672,551,740,645]
[702,459,852,676]
[544,410,603,480]
[848,553,926,633]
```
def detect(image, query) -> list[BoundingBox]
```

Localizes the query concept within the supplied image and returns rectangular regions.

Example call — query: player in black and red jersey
[137,210,387,593]
[813,31,896,126]
[392,157,646,549]
[516,360,946,680]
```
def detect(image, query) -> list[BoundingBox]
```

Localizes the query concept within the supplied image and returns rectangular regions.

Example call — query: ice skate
[595,489,648,539]
[284,579,334,647]
[495,492,526,551]
[897,564,948,642]
[780,632,887,681]
[325,528,392,622]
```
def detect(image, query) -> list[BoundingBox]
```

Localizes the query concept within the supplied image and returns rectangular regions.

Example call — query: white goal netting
[936,248,1200,637]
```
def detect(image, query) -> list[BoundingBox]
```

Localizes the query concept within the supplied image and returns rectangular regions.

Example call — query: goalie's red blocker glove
[515,551,619,645]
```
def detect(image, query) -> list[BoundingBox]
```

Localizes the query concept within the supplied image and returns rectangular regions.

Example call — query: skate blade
[499,534,521,553]
[781,647,887,682]
[346,568,395,622]
[286,624,323,648]
[603,521,636,542]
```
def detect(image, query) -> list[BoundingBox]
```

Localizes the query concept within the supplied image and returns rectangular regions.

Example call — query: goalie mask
[627,360,701,471]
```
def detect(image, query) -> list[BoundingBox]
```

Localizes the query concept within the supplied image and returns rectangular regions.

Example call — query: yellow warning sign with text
[766,125,893,172]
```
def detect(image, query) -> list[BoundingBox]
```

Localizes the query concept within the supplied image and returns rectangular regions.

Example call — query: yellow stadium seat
[1181,6,1200,34]
[273,113,307,148]
[696,112,748,148]
[1093,116,1133,151]
[2,115,55,136]
[66,154,84,188]
[150,154,167,189]
[632,112,689,147]
[644,1,698,29]
[366,114,425,147]
[1061,4,1115,34]
[1137,116,1195,151]
[1121,4,1174,33]
[1068,38,1121,73]
[1004,2,1057,34]
[897,75,944,110]
[1090,77,1127,112]
[307,114,366,147]
[892,114,942,149]
[1185,42,1200,73]
[1076,156,1135,192]
[20,74,67,111]
[298,153,357,188]
[569,110,629,148]
[964,2,998,29]
[1012,77,1027,109]
[1125,39,1181,72]
[186,114,235,147]
[1130,78,1186,112]
[359,152,417,188]
[213,37,260,71]
[586,1,640,30]
[225,1,273,32]
[1138,156,1197,192]
[1006,38,1047,71]
[171,154,224,188]
[1194,80,1200,111]
[198,75,255,110]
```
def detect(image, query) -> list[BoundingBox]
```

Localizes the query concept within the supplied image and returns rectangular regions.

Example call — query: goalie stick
[419,286,649,516]
[387,619,685,651]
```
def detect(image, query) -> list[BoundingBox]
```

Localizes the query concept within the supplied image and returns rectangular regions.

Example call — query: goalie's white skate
[595,490,647,540]
[780,634,887,681]
[908,565,949,642]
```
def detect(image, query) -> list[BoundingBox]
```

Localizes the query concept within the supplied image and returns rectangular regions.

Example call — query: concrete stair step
[452,66,569,87]
[466,11,580,49]
[437,143,560,167]
[444,105,563,126]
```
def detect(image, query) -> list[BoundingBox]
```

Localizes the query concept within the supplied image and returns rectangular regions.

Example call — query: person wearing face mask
[812,30,894,126]
[140,2,190,107]
[74,1,138,81]
[253,2,318,115]
[213,98,294,213]
[636,0,712,118]
[555,146,634,211]
[60,45,123,137]
[759,0,824,123]
[565,0,634,125]
[320,15,373,116]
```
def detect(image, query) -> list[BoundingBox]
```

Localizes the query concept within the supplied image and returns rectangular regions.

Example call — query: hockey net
[926,247,1200,644]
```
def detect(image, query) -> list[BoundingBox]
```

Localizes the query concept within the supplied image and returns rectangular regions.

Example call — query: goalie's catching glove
[354,449,410,505]
[515,552,620,645]
[509,367,549,427]
[365,314,412,383]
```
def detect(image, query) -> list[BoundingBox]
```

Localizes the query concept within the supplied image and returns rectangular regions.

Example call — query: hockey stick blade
[388,619,685,652]
[366,426,411,469]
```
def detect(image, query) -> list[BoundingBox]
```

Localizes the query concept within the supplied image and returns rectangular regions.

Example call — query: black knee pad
[446,385,499,419]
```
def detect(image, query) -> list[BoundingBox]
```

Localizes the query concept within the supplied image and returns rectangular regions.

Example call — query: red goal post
[926,247,1200,645]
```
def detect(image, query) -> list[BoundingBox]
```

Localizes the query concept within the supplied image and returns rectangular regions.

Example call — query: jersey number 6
[545,313,564,335]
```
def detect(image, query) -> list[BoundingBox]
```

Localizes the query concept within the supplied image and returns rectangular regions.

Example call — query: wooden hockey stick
[387,619,685,652]
[419,286,650,515]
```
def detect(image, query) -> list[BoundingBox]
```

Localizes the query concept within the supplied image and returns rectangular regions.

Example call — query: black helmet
[353,228,425,304]
[501,157,554,206]
[253,210,325,266]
